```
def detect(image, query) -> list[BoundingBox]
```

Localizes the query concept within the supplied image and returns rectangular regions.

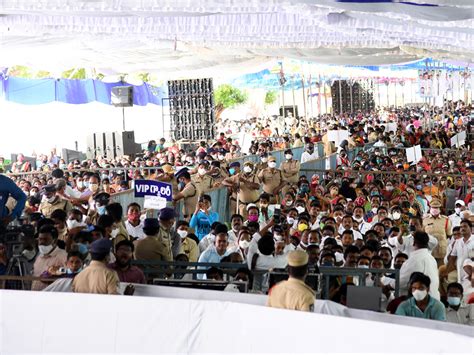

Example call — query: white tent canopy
[0,0,473,77]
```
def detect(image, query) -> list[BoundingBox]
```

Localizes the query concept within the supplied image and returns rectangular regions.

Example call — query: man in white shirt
[448,200,467,229]
[300,143,319,164]
[124,203,145,241]
[390,216,437,257]
[338,215,363,241]
[399,231,440,300]
[446,220,474,283]
[445,282,474,326]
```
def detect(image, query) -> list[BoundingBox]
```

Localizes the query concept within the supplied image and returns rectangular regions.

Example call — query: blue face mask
[447,296,461,307]
[67,267,82,275]
[322,261,334,267]
[76,243,89,255]
[178,181,185,191]
[229,168,236,175]
[97,206,106,215]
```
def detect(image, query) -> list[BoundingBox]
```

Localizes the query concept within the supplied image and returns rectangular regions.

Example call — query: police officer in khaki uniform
[222,161,260,219]
[192,161,213,194]
[225,162,241,217]
[39,184,73,219]
[258,156,286,203]
[255,153,269,172]
[209,161,227,188]
[423,198,452,266]
[135,218,171,262]
[267,250,315,311]
[72,238,134,295]
[173,169,198,221]
[280,149,301,196]
[156,164,178,197]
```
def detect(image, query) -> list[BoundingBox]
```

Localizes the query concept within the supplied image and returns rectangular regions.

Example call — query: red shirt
[108,263,146,284]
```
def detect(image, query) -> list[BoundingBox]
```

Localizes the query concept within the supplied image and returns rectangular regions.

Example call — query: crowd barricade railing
[152,279,249,293]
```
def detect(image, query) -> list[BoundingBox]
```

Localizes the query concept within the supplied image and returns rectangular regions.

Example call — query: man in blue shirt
[0,175,27,232]
[189,194,219,240]
[396,272,446,321]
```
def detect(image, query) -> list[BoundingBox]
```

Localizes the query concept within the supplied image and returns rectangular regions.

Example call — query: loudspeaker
[114,131,141,157]
[279,105,298,118]
[111,86,133,107]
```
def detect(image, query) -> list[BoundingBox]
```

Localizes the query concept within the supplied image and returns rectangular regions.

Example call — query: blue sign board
[134,180,173,201]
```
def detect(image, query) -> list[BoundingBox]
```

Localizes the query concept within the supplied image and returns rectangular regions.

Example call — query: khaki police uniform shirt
[181,182,198,218]
[39,197,72,219]
[266,277,315,312]
[72,260,120,295]
[192,174,213,194]
[423,214,452,259]
[134,235,170,262]
[280,160,300,184]
[112,222,130,248]
[179,237,199,262]
[226,173,260,203]
[258,168,283,195]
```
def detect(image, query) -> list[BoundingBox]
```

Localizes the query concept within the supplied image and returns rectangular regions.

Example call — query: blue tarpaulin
[0,76,167,106]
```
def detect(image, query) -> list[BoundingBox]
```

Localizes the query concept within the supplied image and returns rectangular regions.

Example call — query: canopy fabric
[0,1,472,76]
[0,77,167,105]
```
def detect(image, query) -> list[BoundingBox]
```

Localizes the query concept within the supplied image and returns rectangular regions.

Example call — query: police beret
[93,192,110,203]
[90,238,112,255]
[159,207,176,221]
[229,162,240,168]
[430,198,442,208]
[287,250,309,267]
[143,218,160,230]
[43,184,57,193]
[268,156,276,162]
[174,167,189,178]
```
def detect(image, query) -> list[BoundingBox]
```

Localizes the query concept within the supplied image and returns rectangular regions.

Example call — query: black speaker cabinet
[111,86,133,107]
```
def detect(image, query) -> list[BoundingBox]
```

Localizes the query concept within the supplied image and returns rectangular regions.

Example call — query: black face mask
[409,225,417,232]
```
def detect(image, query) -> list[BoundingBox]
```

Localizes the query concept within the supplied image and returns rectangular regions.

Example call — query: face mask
[66,219,86,230]
[300,185,309,194]
[46,196,56,203]
[38,244,54,256]
[239,240,250,249]
[76,243,89,255]
[287,217,295,225]
[177,229,188,239]
[353,216,364,223]
[178,181,185,191]
[261,157,268,163]
[274,234,284,242]
[285,154,293,160]
[67,267,82,275]
[198,168,207,176]
[243,166,252,174]
[218,155,225,160]
[392,212,401,220]
[89,183,99,193]
[22,248,37,260]
[111,228,119,239]
[84,181,90,188]
[454,207,461,214]
[447,296,461,307]
[358,265,369,269]
[371,207,378,214]
[412,289,427,302]
[97,206,106,215]
[248,215,258,223]
[229,168,236,175]
[286,200,293,207]
[430,208,440,216]
[334,252,344,263]
[268,162,277,169]
[386,186,394,191]
[296,206,306,214]
[298,223,308,232]
[322,261,334,267]
[76,181,84,189]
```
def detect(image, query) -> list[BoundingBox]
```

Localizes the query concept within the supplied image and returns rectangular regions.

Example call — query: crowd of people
[0,101,473,325]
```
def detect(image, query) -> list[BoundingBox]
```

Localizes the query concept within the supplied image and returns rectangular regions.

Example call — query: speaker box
[279,105,298,118]
[111,86,133,107]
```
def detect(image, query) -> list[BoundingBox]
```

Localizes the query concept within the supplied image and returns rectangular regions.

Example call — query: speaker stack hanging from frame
[167,78,215,141]
[331,80,375,114]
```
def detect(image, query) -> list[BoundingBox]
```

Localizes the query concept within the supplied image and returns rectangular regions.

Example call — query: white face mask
[46,196,56,203]
[268,162,277,169]
[66,219,86,230]
[243,166,252,174]
[371,207,378,214]
[198,168,207,176]
[412,289,428,302]
[454,207,461,214]
[287,217,295,225]
[285,200,293,207]
[358,265,369,269]
[296,206,305,214]
[111,228,119,239]
[285,154,293,160]
[239,239,250,249]
[218,155,225,160]
[76,181,84,189]
[38,244,54,256]
[353,216,364,223]
[177,229,188,239]
[261,157,268,163]
[274,234,283,242]
[392,212,401,220]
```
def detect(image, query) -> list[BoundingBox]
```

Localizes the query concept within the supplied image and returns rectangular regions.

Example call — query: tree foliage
[264,91,277,105]
[214,84,247,121]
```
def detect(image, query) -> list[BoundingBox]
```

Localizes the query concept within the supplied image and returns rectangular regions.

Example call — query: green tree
[214,84,247,120]
[264,91,277,105]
